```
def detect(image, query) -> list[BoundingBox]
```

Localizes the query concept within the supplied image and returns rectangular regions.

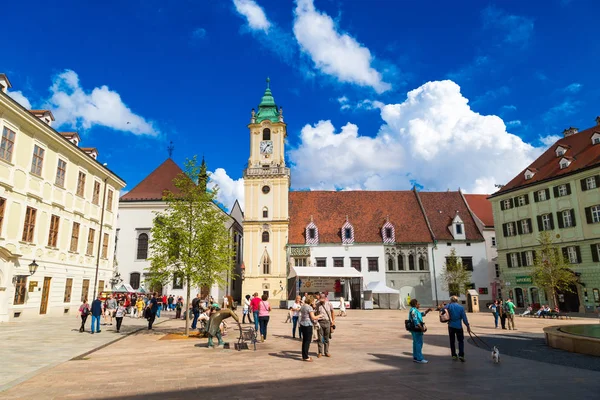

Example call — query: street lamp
[28,260,39,276]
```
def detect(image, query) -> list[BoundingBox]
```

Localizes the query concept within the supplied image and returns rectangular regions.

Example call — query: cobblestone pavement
[1,309,599,400]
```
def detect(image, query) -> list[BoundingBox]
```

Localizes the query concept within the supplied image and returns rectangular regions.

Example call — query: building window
[418,256,426,271]
[70,222,80,252]
[137,233,149,259]
[510,253,520,268]
[456,223,463,234]
[504,222,515,237]
[495,263,500,278]
[351,257,361,271]
[262,231,270,243]
[397,254,404,270]
[566,246,578,264]
[588,205,600,224]
[262,207,268,218]
[520,219,531,235]
[523,251,534,266]
[262,186,270,194]
[106,189,114,212]
[64,278,73,303]
[13,275,27,305]
[557,184,568,197]
[344,228,352,239]
[408,254,415,270]
[262,128,271,141]
[81,279,90,302]
[92,181,101,205]
[461,257,473,271]
[98,280,105,295]
[385,227,393,239]
[368,257,379,272]
[86,228,95,256]
[55,159,67,187]
[48,215,60,247]
[0,197,5,235]
[30,145,44,176]
[294,258,307,267]
[502,199,512,210]
[76,172,86,197]
[0,127,16,162]
[102,233,109,258]
[586,176,597,190]
[560,161,569,169]
[491,237,496,247]
[334,257,344,268]
[263,257,271,274]
[388,258,394,271]
[308,228,316,239]
[537,190,547,201]
[541,214,552,231]
[22,206,37,243]
[517,196,527,206]
[316,258,326,267]
[130,273,140,290]
[562,210,573,228]
[173,273,184,289]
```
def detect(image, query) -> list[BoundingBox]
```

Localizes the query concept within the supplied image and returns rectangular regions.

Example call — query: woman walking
[489,300,499,328]
[115,301,126,333]
[338,297,347,317]
[242,294,253,324]
[78,299,90,333]
[291,296,302,339]
[409,298,432,364]
[299,295,321,361]
[499,299,507,329]
[258,293,272,342]
[175,296,183,320]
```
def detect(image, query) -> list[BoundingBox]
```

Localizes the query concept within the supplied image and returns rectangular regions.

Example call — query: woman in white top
[299,296,321,361]
[242,294,253,324]
[338,297,347,317]
[115,301,127,333]
[291,296,302,339]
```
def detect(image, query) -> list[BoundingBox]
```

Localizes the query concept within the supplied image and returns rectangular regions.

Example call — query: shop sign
[515,276,533,284]
[299,277,337,293]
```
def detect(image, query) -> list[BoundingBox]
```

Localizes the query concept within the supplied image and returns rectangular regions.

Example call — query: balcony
[244,167,290,178]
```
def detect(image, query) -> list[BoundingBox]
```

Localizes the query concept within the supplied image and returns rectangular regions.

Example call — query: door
[530,288,540,307]
[514,288,524,307]
[556,284,580,312]
[39,277,51,315]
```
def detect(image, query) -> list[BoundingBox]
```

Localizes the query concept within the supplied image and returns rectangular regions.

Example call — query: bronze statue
[206,308,241,348]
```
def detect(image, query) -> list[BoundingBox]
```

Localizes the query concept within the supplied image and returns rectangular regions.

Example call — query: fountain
[544,324,600,356]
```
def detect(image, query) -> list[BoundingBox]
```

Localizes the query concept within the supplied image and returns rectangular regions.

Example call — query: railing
[244,167,290,178]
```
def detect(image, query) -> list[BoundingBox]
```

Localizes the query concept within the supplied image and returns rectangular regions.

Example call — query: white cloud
[232,0,271,32]
[507,120,521,127]
[336,97,383,112]
[209,168,244,211]
[539,134,561,147]
[293,0,390,93]
[564,83,582,93]
[482,6,534,47]
[191,27,206,40]
[47,70,158,136]
[7,89,32,109]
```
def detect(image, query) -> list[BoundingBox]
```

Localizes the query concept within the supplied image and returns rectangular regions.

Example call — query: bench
[236,326,257,351]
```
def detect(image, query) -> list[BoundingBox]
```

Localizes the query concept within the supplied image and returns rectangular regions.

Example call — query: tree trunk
[185,275,191,336]
[552,290,559,311]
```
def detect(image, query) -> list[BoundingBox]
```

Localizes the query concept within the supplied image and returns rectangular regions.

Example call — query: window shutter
[585,207,593,224]
[549,214,555,230]
[527,218,533,232]
[524,194,529,205]
[516,253,522,267]
[557,212,564,229]
[502,223,508,237]
[508,198,514,208]
[545,188,550,199]
[581,178,588,191]
[506,253,512,268]
[566,183,572,195]
[536,215,543,231]
[500,201,505,211]
[520,252,527,267]
[517,220,523,235]
[570,209,576,227]
[553,186,559,198]
[595,175,600,188]
[533,191,539,202]
[561,247,568,261]
[532,250,537,263]
[591,244,599,262]
[575,246,581,263]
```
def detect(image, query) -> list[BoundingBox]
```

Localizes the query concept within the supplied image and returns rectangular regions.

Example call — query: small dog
[492,346,500,364]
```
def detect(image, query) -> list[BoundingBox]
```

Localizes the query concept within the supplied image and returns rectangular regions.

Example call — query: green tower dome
[255,77,281,124]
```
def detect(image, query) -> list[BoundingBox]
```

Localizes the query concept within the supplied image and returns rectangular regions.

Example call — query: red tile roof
[493,125,600,196]
[464,194,494,228]
[288,191,433,245]
[29,109,55,120]
[417,192,484,241]
[120,158,183,201]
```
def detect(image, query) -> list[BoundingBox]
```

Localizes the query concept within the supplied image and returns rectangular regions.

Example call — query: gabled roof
[120,158,183,202]
[493,124,600,196]
[288,191,432,245]
[417,191,484,241]
[29,109,55,120]
[464,194,494,228]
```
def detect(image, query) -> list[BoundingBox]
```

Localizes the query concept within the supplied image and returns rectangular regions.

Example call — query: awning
[366,281,399,294]
[288,266,363,279]
[113,284,136,293]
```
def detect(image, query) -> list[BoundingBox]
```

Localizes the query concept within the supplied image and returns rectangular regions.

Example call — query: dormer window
[450,215,466,240]
[305,219,319,245]
[341,219,354,245]
[308,228,316,239]
[524,169,535,180]
[385,228,392,238]
[381,219,395,243]
[456,223,463,234]
[555,146,567,157]
[592,133,600,145]
[559,157,571,170]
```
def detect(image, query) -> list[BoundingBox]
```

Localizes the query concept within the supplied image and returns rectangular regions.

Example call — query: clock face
[260,140,273,154]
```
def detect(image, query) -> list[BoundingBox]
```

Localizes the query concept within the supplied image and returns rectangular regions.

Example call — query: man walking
[315,293,335,358]
[148,293,158,330]
[445,296,470,362]
[91,295,103,334]
[106,294,117,326]
[190,293,202,329]
[505,298,516,330]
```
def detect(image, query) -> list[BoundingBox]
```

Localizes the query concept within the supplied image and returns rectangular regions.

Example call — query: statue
[278,107,284,122]
[206,308,241,348]
[251,108,256,124]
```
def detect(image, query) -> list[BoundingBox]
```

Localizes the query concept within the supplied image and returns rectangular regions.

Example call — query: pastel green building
[490,123,600,313]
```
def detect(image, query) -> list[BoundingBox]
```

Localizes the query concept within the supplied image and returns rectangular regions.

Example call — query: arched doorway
[556,284,580,312]
[514,288,524,307]
[530,287,540,307]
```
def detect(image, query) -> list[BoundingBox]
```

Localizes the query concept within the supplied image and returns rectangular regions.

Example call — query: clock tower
[242,78,290,301]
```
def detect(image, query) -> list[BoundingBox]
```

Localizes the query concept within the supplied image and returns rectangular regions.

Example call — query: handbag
[439,308,450,323]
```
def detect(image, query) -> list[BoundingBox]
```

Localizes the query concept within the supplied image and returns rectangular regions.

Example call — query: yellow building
[242,79,289,302]
[0,74,125,321]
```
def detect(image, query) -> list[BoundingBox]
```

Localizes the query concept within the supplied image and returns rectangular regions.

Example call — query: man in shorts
[106,294,117,325]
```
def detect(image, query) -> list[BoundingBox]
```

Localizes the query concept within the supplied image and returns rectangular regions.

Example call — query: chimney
[563,127,578,137]
[0,73,12,93]
[596,116,600,126]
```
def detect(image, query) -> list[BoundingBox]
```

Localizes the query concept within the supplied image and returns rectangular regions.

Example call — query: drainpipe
[92,177,108,299]
[432,240,439,307]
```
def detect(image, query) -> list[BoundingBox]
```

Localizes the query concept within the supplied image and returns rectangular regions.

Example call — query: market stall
[287,266,363,309]
[366,281,400,309]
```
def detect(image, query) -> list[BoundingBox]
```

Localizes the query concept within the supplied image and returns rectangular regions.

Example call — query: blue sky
[3,0,600,209]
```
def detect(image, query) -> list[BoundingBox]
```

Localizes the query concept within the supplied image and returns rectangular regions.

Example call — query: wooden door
[39,277,51,314]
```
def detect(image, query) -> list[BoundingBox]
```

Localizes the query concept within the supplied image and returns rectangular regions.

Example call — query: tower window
[263,207,268,218]
[262,186,270,194]
[262,231,270,242]
[263,128,271,141]
[308,228,316,239]
[344,228,352,239]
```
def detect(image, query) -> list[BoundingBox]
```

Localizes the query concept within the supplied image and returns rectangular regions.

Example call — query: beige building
[0,74,125,322]
[242,79,289,301]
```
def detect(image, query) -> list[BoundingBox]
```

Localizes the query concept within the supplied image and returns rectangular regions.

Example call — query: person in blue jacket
[409,299,432,364]
[444,296,471,362]
[90,295,103,334]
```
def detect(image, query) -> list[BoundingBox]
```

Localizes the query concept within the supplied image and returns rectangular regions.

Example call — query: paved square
[1,309,599,400]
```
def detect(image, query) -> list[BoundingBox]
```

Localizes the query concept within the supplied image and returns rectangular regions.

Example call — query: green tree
[148,156,234,335]
[531,231,578,308]
[441,248,472,297]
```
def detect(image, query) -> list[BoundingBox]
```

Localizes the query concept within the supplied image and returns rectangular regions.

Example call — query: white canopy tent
[288,266,363,307]
[288,266,363,279]
[366,281,400,309]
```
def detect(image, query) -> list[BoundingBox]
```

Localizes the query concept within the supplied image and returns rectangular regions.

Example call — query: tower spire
[199,156,208,192]
[255,78,279,123]
[167,141,174,158]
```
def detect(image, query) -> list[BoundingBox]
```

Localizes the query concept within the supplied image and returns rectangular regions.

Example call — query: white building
[115,158,243,302]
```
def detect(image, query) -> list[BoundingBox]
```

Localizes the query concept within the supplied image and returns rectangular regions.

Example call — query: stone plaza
[1,309,599,400]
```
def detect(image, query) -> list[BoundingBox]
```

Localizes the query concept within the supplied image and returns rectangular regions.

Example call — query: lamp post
[431,240,439,307]
[28,260,39,276]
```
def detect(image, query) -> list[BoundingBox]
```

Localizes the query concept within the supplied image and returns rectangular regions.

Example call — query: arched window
[408,254,415,270]
[263,207,268,218]
[419,256,426,271]
[130,272,140,290]
[263,258,271,274]
[137,233,148,260]
[262,231,270,243]
[398,254,404,270]
[388,258,394,271]
[263,128,271,141]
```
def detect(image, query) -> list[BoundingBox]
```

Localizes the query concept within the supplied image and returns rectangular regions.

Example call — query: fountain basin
[544,324,600,357]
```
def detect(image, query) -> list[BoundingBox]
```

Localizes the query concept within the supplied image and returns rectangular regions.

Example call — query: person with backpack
[505,298,516,330]
[408,298,432,364]
[488,300,499,328]
[78,299,90,333]
[444,296,471,362]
